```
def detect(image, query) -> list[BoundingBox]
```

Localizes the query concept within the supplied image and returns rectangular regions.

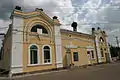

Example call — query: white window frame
[73,52,79,62]
[87,49,95,60]
[91,50,95,59]
[28,44,40,66]
[101,48,104,58]
[42,45,52,64]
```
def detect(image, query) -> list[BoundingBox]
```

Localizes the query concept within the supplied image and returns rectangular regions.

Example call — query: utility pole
[115,36,120,60]
[116,36,119,47]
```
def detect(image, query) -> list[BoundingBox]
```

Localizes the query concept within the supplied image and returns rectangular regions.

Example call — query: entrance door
[105,53,110,63]
[87,51,91,64]
[66,53,72,67]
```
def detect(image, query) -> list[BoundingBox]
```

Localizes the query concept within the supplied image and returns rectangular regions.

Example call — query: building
[0,33,5,55]
[0,33,5,68]
[0,6,112,76]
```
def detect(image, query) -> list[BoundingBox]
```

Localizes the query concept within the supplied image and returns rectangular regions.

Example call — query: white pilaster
[11,16,23,74]
[54,25,63,68]
[95,36,102,63]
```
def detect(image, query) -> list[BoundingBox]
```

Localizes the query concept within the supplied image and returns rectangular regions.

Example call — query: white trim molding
[42,44,52,64]
[54,25,63,68]
[87,49,96,59]
[11,16,24,74]
[95,36,102,63]
[10,67,23,74]
[28,44,40,66]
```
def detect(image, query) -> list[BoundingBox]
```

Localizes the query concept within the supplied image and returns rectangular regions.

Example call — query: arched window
[100,37,104,42]
[29,45,38,64]
[31,25,48,34]
[43,46,51,63]
[101,48,104,57]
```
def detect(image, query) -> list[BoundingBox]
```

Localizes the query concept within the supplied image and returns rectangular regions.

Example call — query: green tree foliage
[109,45,120,57]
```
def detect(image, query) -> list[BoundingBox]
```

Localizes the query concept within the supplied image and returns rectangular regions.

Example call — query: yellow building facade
[0,7,112,76]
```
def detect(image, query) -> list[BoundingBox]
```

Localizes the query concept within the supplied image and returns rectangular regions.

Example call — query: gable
[11,8,54,26]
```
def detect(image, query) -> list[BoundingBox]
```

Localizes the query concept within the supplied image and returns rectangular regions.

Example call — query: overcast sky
[0,0,120,46]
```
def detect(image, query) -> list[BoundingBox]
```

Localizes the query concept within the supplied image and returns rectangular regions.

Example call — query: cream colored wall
[23,41,56,72]
[22,16,56,72]
[61,32,97,67]
[23,33,56,72]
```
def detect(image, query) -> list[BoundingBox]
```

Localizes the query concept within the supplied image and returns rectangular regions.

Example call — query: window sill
[90,58,96,60]
[42,63,52,65]
[27,63,52,67]
[27,64,40,67]
[74,61,79,62]
[101,57,105,59]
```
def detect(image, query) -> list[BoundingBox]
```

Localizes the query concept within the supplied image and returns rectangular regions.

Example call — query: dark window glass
[104,48,106,51]
[44,46,51,63]
[31,25,48,34]
[91,50,94,58]
[73,52,79,61]
[87,51,90,54]
[0,47,3,60]
[101,48,104,57]
[30,45,38,64]
[100,37,104,42]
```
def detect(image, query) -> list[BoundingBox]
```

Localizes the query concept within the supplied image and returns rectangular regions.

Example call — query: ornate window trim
[87,49,96,60]
[28,44,40,66]
[101,48,104,57]
[73,52,79,62]
[99,37,104,42]
[30,24,48,34]
[42,45,52,64]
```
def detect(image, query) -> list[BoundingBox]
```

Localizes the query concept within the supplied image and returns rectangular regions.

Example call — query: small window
[73,52,79,61]
[87,51,90,54]
[69,35,71,37]
[43,46,51,63]
[29,45,38,64]
[101,48,104,57]
[31,25,48,34]
[100,37,104,42]
[87,51,91,59]
[104,48,106,51]
[0,47,3,60]
[91,50,94,59]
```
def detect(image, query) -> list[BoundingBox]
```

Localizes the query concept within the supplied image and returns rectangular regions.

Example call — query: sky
[0,0,120,46]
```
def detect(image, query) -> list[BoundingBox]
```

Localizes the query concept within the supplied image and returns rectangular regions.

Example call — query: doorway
[105,53,110,63]
[66,52,72,67]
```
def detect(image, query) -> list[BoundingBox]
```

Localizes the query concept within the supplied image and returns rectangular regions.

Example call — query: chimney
[71,22,77,32]
[15,6,22,11]
[53,16,60,25]
[97,27,100,30]
[35,8,43,11]
[92,27,95,34]
[53,16,58,19]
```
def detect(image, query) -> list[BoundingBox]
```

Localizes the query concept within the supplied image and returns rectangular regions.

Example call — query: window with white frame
[100,37,104,42]
[29,45,38,64]
[73,52,79,61]
[43,46,51,63]
[91,50,94,59]
[31,25,48,34]
[87,51,91,59]
[101,48,104,57]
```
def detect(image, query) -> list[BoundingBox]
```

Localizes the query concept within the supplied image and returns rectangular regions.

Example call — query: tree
[109,45,119,57]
